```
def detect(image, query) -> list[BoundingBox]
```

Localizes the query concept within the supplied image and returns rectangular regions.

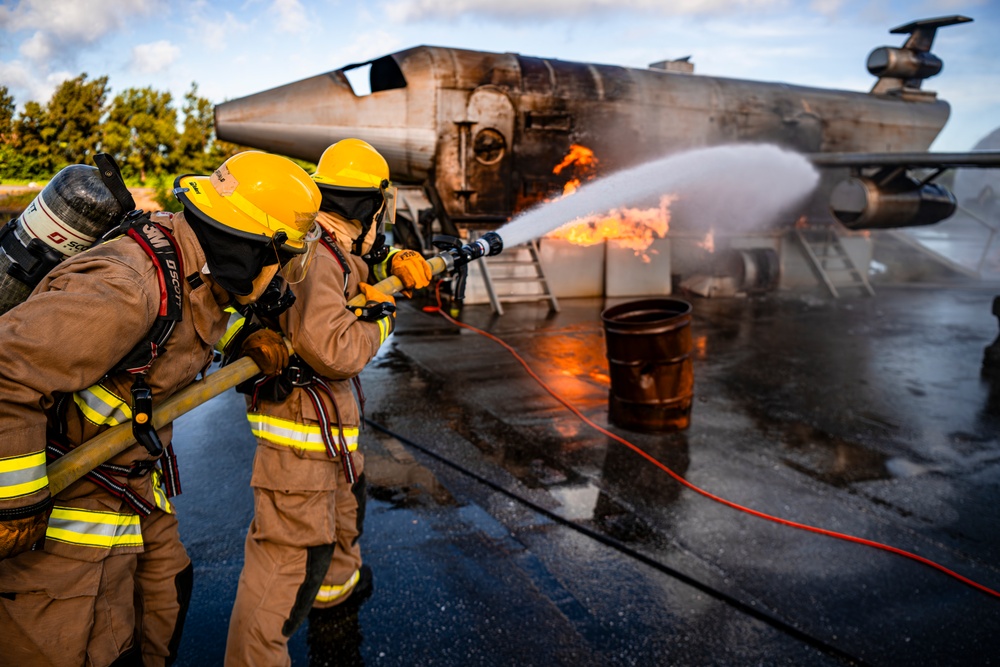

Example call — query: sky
[0,0,997,152]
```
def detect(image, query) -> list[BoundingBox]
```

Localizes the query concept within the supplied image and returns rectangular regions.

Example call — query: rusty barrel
[601,298,694,432]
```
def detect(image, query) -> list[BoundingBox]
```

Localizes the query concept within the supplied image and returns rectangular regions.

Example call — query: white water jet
[496,144,821,247]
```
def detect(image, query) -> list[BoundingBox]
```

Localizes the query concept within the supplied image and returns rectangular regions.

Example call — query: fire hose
[46,232,504,495]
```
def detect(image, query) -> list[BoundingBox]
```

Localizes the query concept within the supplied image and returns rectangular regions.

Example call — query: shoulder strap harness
[319,229,350,300]
[92,155,185,464]
[102,214,185,468]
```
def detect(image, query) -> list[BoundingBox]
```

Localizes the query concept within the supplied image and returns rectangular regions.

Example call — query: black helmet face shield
[318,180,396,263]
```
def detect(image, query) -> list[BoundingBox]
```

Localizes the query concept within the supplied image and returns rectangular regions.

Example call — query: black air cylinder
[0,165,125,314]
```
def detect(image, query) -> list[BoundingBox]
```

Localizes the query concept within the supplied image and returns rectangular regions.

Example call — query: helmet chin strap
[361,233,389,264]
[359,190,390,262]
[235,264,280,305]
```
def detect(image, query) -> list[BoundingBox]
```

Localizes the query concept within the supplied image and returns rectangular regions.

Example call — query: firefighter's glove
[241,328,290,376]
[0,503,52,559]
[352,283,397,322]
[390,250,432,297]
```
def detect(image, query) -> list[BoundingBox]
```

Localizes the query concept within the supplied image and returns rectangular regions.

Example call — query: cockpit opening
[340,55,407,97]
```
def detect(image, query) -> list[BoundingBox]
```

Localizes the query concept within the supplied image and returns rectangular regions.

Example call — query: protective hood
[316,210,379,257]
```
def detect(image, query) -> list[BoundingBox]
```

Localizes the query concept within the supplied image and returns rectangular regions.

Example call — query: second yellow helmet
[313,139,389,190]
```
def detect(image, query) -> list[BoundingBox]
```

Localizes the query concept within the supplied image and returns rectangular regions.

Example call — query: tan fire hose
[47,357,264,495]
[344,255,448,308]
[49,254,453,495]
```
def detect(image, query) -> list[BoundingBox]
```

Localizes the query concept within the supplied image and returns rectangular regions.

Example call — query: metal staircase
[476,239,560,315]
[794,226,875,298]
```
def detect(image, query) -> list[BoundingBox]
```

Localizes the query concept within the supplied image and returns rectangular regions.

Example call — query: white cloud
[0,60,73,107]
[188,11,249,53]
[131,40,181,74]
[271,0,310,34]
[809,0,844,16]
[0,0,162,56]
[382,0,792,22]
[335,29,404,66]
[919,0,987,10]
[18,31,53,63]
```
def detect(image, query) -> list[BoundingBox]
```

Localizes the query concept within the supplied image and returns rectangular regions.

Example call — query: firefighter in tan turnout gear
[0,151,321,667]
[224,139,432,666]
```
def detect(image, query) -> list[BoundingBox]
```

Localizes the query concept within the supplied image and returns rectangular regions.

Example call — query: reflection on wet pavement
[171,286,1000,666]
[364,435,456,509]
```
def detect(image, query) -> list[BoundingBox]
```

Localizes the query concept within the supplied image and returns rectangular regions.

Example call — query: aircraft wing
[805,151,1000,229]
[808,151,1000,169]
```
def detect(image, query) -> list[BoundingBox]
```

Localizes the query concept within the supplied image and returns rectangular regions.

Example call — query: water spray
[494,144,820,249]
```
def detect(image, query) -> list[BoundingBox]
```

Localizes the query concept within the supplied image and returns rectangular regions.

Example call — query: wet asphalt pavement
[170,283,1000,666]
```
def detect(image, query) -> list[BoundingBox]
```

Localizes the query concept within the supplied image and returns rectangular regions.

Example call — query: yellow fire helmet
[313,138,389,189]
[175,151,321,254]
[312,139,396,260]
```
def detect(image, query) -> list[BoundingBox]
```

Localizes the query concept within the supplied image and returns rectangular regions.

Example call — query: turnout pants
[0,508,191,667]
[225,448,365,667]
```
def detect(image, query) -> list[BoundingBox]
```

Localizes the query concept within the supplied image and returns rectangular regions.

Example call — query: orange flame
[553,144,596,197]
[553,144,596,176]
[546,195,676,261]
[545,144,674,259]
[563,178,582,196]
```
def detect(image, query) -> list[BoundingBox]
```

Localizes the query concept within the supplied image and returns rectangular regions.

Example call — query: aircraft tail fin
[868,15,972,96]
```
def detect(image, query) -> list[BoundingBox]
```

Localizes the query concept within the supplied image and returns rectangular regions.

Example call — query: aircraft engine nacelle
[830,172,956,230]
[867,47,942,82]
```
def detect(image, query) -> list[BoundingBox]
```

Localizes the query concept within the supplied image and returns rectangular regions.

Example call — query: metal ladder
[476,239,560,315]
[794,226,875,298]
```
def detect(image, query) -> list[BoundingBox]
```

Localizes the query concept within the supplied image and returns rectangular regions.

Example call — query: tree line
[0,74,240,186]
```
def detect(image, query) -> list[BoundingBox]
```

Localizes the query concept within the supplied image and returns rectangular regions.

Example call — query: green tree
[11,101,55,178]
[177,83,244,173]
[177,83,216,173]
[46,74,110,167]
[0,86,14,141]
[104,87,179,182]
[0,86,19,179]
[5,74,109,179]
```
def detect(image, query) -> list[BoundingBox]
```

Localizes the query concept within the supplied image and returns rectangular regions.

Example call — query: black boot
[984,296,1000,377]
[307,565,373,667]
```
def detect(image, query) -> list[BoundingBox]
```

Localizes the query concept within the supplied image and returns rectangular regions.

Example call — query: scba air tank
[0,165,127,315]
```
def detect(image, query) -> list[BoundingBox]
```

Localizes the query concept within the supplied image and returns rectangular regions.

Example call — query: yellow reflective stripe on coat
[151,470,173,514]
[247,414,359,453]
[216,310,246,353]
[315,568,360,603]
[45,506,143,549]
[0,451,48,499]
[377,316,391,345]
[371,247,400,283]
[74,384,131,427]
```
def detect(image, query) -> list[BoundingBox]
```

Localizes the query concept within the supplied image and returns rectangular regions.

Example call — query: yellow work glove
[0,505,52,559]
[359,282,396,309]
[390,250,432,297]
[356,283,396,342]
[241,328,290,376]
